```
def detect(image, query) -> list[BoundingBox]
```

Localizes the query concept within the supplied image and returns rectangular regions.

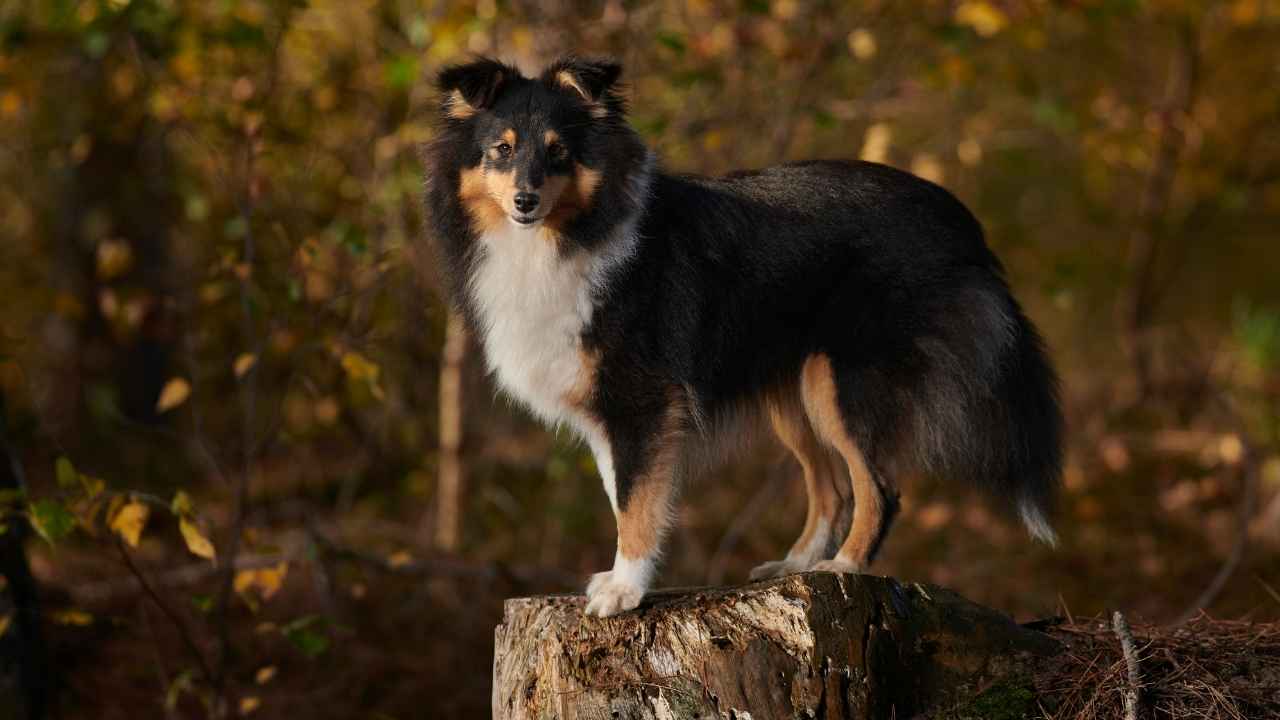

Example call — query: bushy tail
[904,284,1064,546]
[996,307,1064,546]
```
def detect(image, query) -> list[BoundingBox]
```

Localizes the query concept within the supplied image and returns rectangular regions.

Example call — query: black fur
[422,56,1064,583]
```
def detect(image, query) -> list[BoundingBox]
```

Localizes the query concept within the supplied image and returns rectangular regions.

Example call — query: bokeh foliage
[1,1,1279,717]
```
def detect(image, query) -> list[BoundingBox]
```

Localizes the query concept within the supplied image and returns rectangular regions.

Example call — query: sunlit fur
[422,55,1064,618]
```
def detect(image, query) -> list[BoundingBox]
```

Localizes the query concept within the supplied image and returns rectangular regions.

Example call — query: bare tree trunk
[0,393,49,720]
[492,572,1059,719]
[1120,21,1199,399]
[434,310,468,551]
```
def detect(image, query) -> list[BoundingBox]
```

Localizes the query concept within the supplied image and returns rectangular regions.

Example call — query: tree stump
[492,572,1059,719]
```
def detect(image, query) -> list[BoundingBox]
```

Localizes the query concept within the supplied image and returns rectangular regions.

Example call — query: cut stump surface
[492,572,1059,719]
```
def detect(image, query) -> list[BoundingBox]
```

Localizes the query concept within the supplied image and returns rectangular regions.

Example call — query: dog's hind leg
[800,354,900,574]
[749,390,849,580]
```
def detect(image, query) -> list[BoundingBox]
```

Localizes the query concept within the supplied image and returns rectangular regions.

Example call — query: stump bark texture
[492,572,1059,719]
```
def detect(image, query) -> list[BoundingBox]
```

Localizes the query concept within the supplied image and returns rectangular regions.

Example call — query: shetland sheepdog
[422,56,1063,617]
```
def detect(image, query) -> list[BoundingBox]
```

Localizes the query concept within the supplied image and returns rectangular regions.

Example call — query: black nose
[513,192,540,213]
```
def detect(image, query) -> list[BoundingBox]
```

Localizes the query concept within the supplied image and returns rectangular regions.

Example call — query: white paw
[748,558,810,581]
[584,570,645,617]
[809,558,864,575]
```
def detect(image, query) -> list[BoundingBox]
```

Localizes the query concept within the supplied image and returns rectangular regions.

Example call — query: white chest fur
[468,222,633,433]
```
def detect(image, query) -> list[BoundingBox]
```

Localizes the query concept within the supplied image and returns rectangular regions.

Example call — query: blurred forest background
[1,0,1279,718]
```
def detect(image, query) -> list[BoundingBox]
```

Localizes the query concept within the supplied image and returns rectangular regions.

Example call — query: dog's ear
[437,58,513,120]
[542,55,623,111]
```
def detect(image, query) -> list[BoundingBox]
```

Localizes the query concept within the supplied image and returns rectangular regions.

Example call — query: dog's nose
[513,192,540,214]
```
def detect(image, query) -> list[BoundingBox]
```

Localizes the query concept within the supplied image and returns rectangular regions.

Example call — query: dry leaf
[955,1,1008,37]
[255,665,277,685]
[155,378,191,413]
[109,500,149,548]
[233,353,257,379]
[386,550,413,569]
[0,614,10,638]
[179,517,216,561]
[234,562,288,601]
[239,696,261,714]
[171,490,194,516]
[52,609,93,626]
[254,563,287,599]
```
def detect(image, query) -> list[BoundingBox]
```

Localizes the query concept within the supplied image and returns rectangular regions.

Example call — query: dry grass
[1038,615,1280,720]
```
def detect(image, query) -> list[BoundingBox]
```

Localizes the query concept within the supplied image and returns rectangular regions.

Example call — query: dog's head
[437,55,631,233]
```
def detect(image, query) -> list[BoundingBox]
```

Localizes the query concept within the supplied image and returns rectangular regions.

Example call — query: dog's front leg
[583,404,684,617]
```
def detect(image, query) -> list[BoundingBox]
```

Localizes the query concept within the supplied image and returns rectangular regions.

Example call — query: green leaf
[282,615,330,659]
[29,499,75,545]
[384,55,419,90]
[55,457,78,489]
[191,593,214,614]
[655,31,686,55]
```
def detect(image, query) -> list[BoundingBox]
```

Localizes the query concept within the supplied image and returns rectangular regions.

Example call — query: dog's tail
[905,278,1064,547]
[1003,310,1064,547]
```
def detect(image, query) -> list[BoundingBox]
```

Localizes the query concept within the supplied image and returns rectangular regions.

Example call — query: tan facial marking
[501,128,516,146]
[543,163,603,231]
[458,166,510,232]
[544,129,561,145]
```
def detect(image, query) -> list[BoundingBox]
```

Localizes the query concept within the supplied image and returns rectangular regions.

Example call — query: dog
[422,55,1063,617]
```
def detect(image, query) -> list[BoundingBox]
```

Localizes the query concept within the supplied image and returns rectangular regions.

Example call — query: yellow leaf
[386,550,413,569]
[52,609,93,626]
[340,352,385,401]
[155,378,191,413]
[847,28,876,60]
[0,614,10,638]
[96,239,133,280]
[81,474,106,500]
[171,490,194,516]
[233,562,288,601]
[255,562,287,599]
[180,517,216,561]
[105,495,126,527]
[255,665,277,685]
[109,501,149,548]
[239,696,261,714]
[233,353,257,379]
[340,351,379,382]
[955,1,1008,37]
[233,569,257,594]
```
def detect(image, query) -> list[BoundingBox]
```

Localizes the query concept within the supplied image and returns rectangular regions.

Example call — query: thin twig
[116,539,215,686]
[211,12,294,710]
[307,525,578,588]
[1175,395,1261,624]
[1112,611,1144,720]
[705,462,788,585]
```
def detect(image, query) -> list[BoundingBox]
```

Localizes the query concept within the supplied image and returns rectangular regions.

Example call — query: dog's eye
[548,142,567,160]
[495,142,513,158]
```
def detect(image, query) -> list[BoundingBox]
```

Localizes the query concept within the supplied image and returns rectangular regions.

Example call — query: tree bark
[492,572,1059,720]
[433,310,468,551]
[0,394,48,720]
